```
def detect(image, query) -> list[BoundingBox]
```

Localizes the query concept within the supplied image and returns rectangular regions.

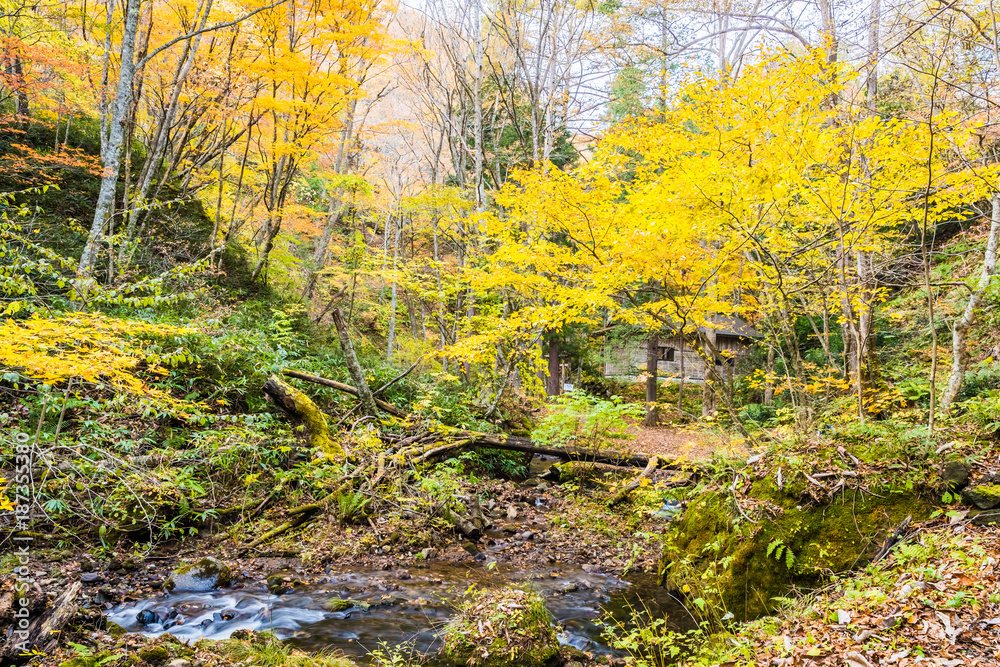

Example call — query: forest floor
[626,424,744,461]
[8,424,999,667]
[690,518,1000,667]
[11,450,680,667]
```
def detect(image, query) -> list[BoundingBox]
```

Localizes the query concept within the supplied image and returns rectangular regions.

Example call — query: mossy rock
[658,475,935,620]
[105,621,127,638]
[323,598,371,612]
[165,557,232,591]
[962,484,1000,510]
[266,569,304,595]
[137,645,170,664]
[441,587,558,667]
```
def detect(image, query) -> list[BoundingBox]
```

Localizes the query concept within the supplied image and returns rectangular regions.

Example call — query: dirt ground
[625,423,747,461]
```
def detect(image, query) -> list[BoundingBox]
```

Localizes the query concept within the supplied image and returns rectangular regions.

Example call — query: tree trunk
[941,193,1000,412]
[645,334,659,426]
[126,0,214,249]
[546,337,561,396]
[284,369,407,418]
[702,320,717,418]
[12,56,28,121]
[387,217,402,361]
[78,0,143,280]
[764,345,775,406]
[866,0,880,113]
[677,334,686,410]
[250,208,283,283]
[331,307,378,418]
[415,433,684,469]
[1,582,81,662]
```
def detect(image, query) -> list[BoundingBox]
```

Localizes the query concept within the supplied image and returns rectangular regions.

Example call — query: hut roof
[698,315,760,338]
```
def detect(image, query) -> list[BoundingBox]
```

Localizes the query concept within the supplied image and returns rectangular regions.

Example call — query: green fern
[766,538,796,569]
[336,490,369,524]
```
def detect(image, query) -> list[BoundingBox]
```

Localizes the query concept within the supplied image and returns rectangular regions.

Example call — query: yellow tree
[460,48,994,426]
[246,0,391,283]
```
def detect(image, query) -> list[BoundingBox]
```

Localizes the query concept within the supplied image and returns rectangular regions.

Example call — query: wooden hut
[603,316,760,381]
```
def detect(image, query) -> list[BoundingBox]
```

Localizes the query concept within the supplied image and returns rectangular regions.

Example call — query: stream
[108,563,690,662]
[110,456,689,662]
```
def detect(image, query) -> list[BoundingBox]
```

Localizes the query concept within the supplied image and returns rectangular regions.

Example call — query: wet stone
[167,557,232,592]
[135,609,159,625]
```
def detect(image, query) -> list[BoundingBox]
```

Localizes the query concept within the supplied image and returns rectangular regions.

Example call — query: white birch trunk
[941,194,1000,412]
[78,0,143,279]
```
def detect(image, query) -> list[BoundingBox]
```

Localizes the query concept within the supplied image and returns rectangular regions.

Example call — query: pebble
[168,660,191,667]
[395,569,412,580]
[582,564,598,573]
[81,573,102,584]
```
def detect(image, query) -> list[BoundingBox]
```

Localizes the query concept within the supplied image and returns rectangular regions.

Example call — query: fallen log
[263,375,342,457]
[284,369,408,419]
[0,581,82,663]
[414,433,676,469]
[243,377,700,551]
[445,509,482,540]
[608,456,661,506]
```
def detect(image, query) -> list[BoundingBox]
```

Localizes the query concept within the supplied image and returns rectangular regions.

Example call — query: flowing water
[109,562,690,662]
[111,456,688,661]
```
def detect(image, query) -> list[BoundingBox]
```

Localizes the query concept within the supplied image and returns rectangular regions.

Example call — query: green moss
[272,377,341,457]
[659,476,935,620]
[975,485,1000,501]
[137,646,170,664]
[59,653,120,667]
[322,598,370,612]
[105,621,127,638]
[442,587,558,667]
[210,631,356,666]
[167,557,232,591]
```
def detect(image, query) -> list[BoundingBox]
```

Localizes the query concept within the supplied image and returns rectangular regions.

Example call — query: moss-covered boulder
[658,475,934,620]
[963,484,1000,510]
[137,645,170,664]
[441,587,558,667]
[165,557,232,591]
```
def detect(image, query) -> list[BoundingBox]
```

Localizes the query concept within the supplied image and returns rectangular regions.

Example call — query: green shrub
[738,403,777,424]
[532,391,642,450]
